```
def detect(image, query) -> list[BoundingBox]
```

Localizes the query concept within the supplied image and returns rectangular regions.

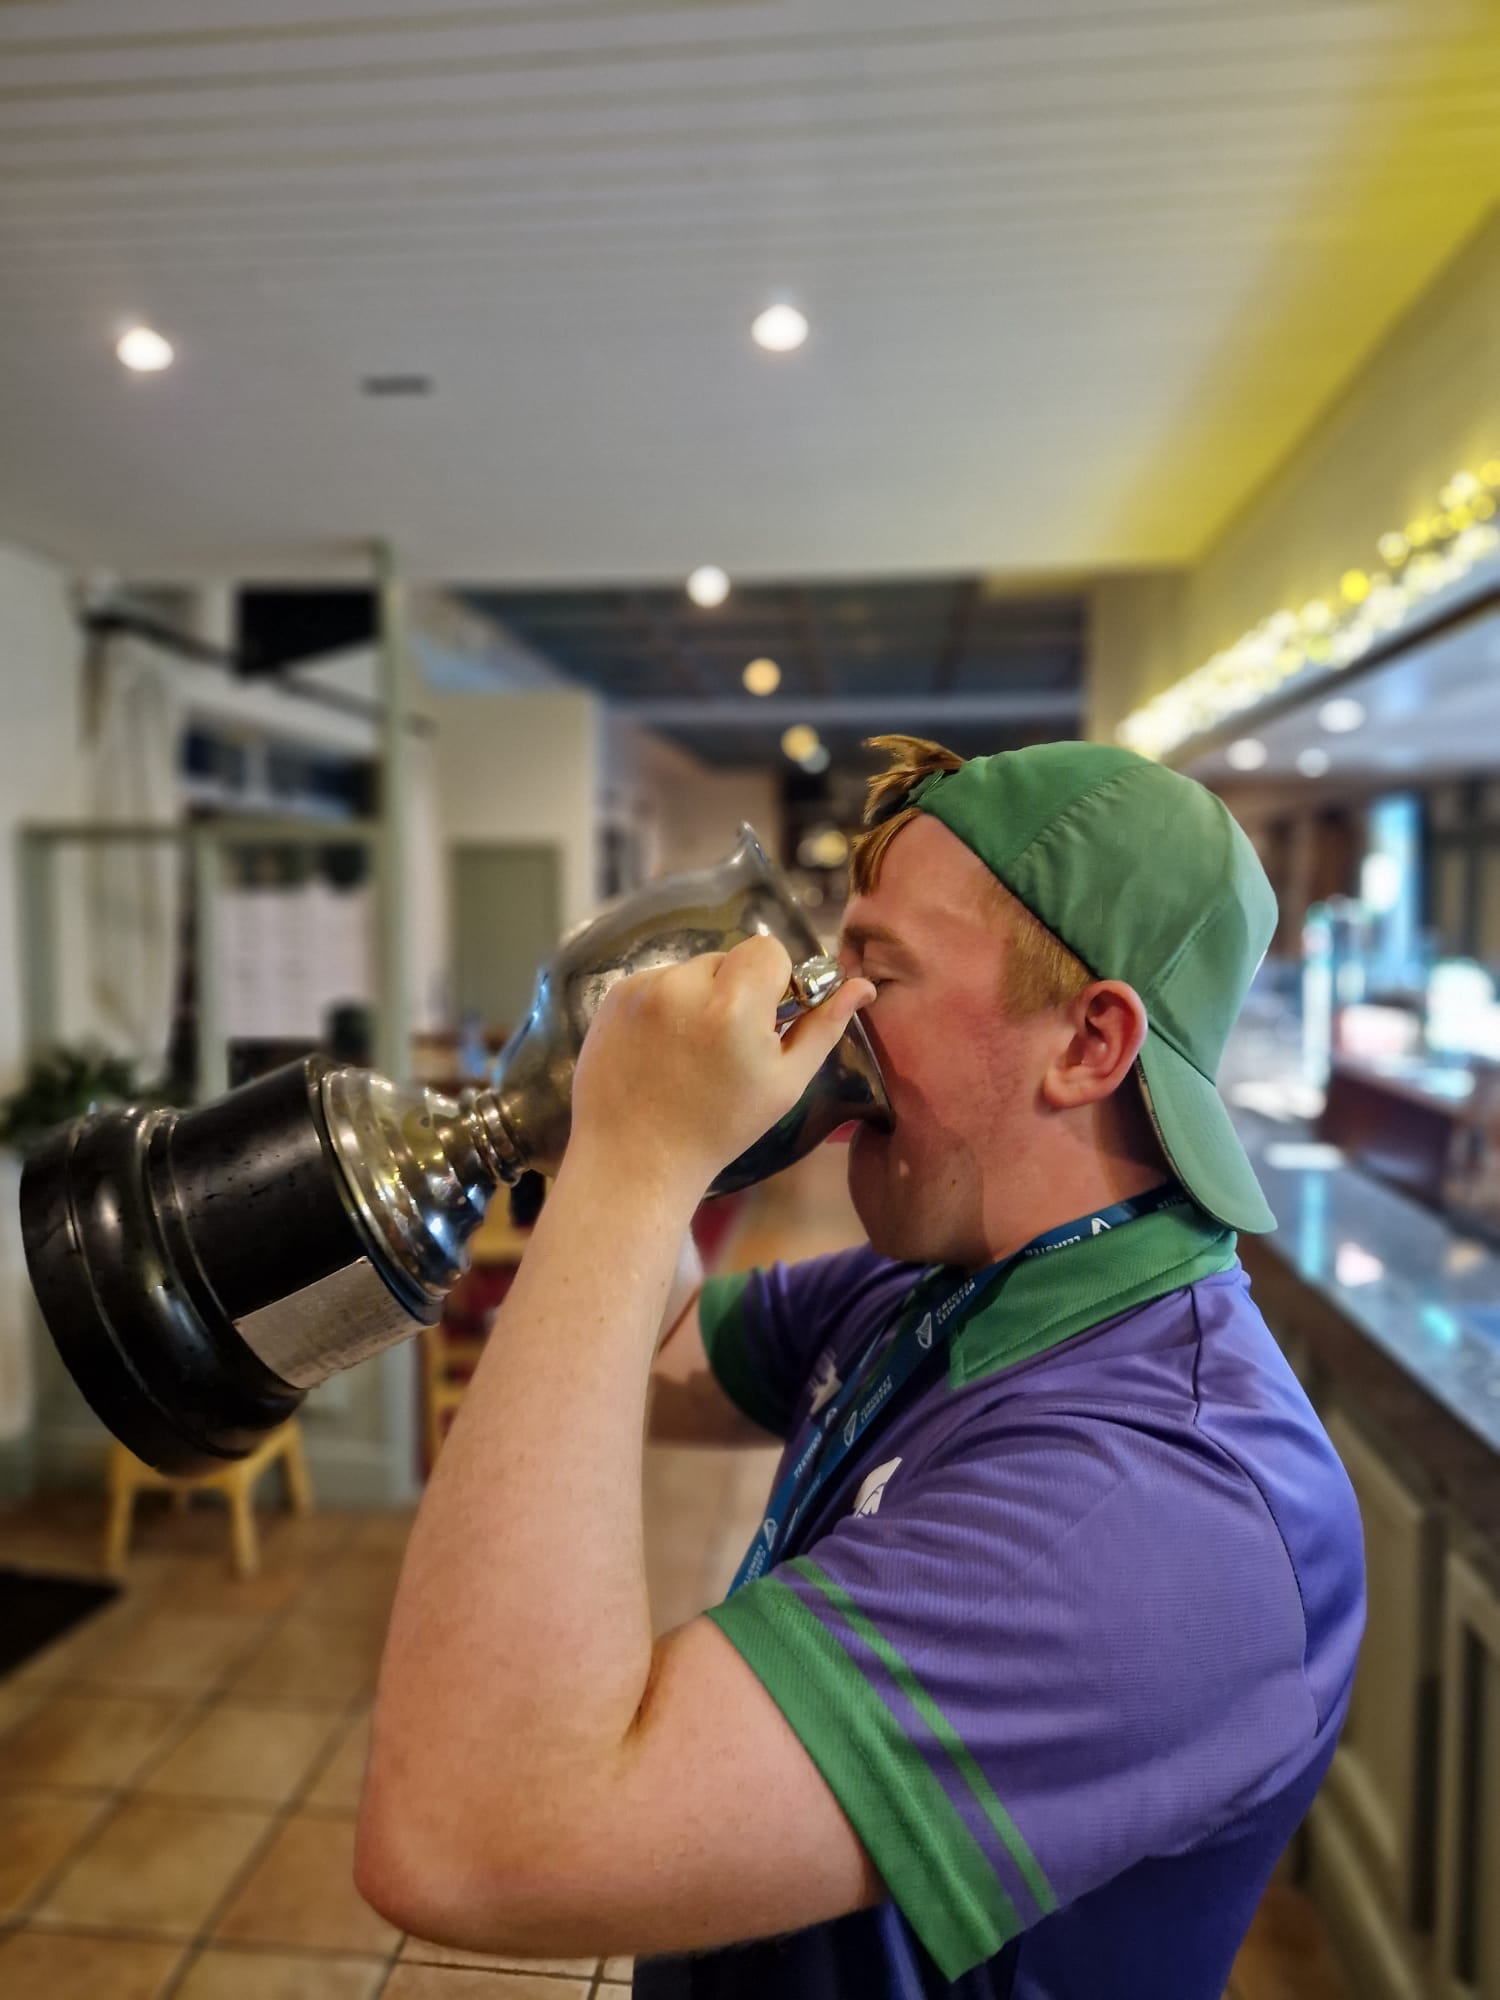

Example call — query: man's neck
[963,1153,1172,1273]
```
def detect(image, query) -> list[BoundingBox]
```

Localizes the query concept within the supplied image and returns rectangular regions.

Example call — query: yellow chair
[103,1419,313,1579]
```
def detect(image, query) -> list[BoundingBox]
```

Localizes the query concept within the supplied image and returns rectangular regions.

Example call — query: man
[357,738,1366,1999]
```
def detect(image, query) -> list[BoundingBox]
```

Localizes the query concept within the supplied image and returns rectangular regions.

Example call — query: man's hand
[569,934,875,1195]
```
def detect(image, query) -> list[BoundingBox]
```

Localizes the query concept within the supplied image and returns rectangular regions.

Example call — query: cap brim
[1136,1031,1276,1235]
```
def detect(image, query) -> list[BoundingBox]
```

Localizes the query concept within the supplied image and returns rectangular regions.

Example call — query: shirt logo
[844,1411,859,1447]
[1092,1215,1111,1235]
[807,1348,842,1417]
[761,1516,777,1547]
[915,1311,933,1350]
[852,1457,903,1518]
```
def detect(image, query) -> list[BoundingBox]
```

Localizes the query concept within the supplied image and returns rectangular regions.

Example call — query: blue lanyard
[727,1182,1187,1596]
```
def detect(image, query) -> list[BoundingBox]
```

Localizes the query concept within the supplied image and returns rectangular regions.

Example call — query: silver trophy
[20,826,888,1472]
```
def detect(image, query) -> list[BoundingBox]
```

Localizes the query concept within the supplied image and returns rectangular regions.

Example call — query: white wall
[603,718,782,881]
[0,543,86,1095]
[424,690,601,1029]
[1089,211,1500,744]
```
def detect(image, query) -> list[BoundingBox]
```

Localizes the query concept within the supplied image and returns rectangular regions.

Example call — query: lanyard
[727,1182,1187,1596]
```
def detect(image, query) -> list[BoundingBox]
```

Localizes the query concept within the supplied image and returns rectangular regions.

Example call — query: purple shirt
[636,1202,1365,1999]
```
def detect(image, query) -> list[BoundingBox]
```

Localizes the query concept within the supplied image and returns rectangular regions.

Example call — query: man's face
[837,814,1054,1269]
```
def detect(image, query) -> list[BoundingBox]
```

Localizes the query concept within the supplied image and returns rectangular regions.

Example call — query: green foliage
[0,1046,170,1155]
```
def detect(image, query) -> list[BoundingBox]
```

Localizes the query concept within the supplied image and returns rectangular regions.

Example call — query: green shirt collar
[946,1199,1237,1389]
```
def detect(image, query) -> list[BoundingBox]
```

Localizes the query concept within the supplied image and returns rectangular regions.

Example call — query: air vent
[361,374,432,397]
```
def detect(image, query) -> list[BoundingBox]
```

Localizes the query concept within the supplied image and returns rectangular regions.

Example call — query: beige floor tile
[0,1927,184,1999]
[9,1591,147,1687]
[36,1795,272,1938]
[1,1690,189,1789]
[213,1808,399,1955]
[142,1700,345,1808]
[174,1944,390,1999]
[303,1709,372,1813]
[348,1510,417,1556]
[132,1553,307,1618]
[385,1970,591,1998]
[299,1554,403,1624]
[399,1935,596,1973]
[75,1608,271,1696]
[0,1678,45,1739]
[0,1788,114,1916]
[226,1614,386,1707]
[602,1957,635,1979]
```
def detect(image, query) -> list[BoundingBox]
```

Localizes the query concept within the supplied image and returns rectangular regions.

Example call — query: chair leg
[228,1483,260,1578]
[103,1482,136,1577]
[282,1428,314,1516]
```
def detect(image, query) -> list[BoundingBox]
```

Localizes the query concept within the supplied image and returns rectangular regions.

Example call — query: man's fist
[567,935,875,1198]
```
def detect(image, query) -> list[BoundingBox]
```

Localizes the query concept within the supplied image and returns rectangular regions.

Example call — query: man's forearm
[364,1140,703,1866]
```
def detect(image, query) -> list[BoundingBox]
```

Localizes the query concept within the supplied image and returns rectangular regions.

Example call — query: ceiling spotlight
[742,657,781,696]
[751,303,809,353]
[797,825,848,870]
[1226,738,1268,772]
[781,724,820,764]
[116,325,174,372]
[1296,747,1331,778]
[1318,697,1366,735]
[686,565,730,608]
[801,744,831,775]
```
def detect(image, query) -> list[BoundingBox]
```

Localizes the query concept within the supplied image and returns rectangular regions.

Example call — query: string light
[1117,456,1500,761]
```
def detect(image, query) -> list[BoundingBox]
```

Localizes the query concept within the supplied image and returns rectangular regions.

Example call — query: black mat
[0,1566,119,1679]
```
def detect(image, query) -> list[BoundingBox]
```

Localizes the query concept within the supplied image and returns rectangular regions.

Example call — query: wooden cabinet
[1307,1409,1443,2000]
[1433,1549,1500,1999]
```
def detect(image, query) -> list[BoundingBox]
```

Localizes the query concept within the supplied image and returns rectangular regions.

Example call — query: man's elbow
[354,1759,571,1956]
[354,1760,491,1943]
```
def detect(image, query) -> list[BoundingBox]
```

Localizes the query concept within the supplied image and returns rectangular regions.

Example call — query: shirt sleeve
[697,1246,907,1440]
[705,1403,1322,1981]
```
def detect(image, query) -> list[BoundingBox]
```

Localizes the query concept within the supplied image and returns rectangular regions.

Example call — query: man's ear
[1040,981,1149,1111]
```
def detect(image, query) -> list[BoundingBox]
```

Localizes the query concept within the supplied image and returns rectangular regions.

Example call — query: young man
[357,739,1366,1999]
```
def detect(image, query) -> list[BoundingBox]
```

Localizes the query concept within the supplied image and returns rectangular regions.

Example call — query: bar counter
[1222,1016,1500,2000]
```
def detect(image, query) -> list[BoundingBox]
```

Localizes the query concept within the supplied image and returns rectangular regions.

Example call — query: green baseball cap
[906,741,1277,1234]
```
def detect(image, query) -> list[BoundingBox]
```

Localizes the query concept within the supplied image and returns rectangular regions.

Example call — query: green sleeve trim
[797,1558,1056,1924]
[707,1571,1023,1980]
[696,1272,789,1438]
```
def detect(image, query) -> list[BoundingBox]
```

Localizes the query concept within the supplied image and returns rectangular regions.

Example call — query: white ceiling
[0,0,1497,582]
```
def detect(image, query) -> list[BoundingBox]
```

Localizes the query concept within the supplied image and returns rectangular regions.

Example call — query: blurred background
[1,3,1500,1996]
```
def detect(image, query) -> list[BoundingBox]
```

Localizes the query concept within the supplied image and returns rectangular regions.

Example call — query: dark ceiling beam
[932,578,984,694]
[616,691,1079,728]
[618,591,704,695]
[791,586,830,696]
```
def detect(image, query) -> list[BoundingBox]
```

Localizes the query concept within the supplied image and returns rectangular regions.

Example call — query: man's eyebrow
[839,919,915,959]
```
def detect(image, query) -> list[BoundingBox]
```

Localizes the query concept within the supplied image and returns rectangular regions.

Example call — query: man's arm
[356,940,881,1959]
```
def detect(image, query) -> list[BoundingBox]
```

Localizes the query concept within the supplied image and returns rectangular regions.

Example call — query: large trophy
[19,827,887,1474]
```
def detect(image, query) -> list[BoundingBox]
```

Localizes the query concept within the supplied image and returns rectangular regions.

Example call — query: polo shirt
[634,1200,1366,1999]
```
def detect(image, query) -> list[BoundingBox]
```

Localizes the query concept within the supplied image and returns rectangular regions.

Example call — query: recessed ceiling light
[1226,738,1267,771]
[361,373,432,397]
[1297,747,1331,778]
[1318,697,1366,734]
[743,657,781,696]
[687,565,730,608]
[781,724,820,763]
[116,325,174,372]
[751,303,809,353]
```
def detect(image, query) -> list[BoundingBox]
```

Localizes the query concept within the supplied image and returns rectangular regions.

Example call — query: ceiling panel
[0,1,1495,579]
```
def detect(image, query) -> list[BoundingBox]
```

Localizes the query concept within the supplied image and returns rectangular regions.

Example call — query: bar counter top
[1224,1011,1500,1570]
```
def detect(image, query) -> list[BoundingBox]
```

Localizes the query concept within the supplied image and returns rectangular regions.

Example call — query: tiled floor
[0,1149,1347,1998]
